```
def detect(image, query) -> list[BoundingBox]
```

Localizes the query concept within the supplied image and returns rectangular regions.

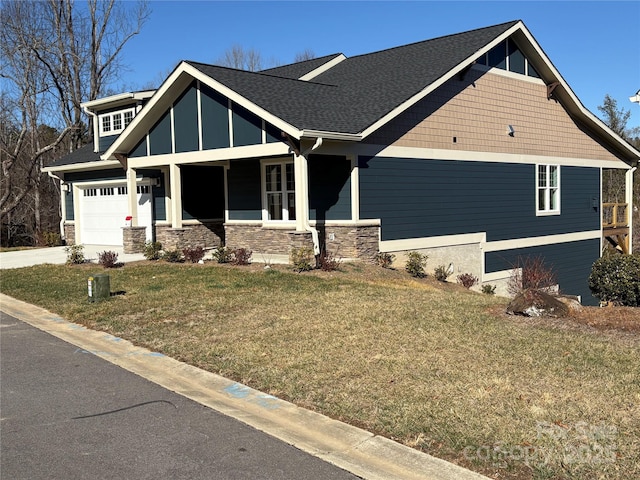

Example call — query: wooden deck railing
[602,202,629,228]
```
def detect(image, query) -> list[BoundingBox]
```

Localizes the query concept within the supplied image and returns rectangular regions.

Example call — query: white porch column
[626,167,636,254]
[126,166,138,226]
[169,163,183,228]
[294,152,310,232]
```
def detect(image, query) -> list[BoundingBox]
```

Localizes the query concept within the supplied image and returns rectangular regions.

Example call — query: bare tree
[294,49,316,62]
[0,0,150,245]
[216,45,264,72]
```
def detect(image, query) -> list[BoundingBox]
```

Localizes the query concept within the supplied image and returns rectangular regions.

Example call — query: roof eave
[42,159,123,174]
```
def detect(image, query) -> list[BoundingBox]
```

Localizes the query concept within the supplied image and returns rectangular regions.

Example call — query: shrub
[231,248,252,266]
[481,284,497,295]
[98,250,119,268]
[507,256,557,296]
[143,241,163,260]
[41,231,62,247]
[405,251,428,278]
[212,245,233,264]
[291,247,315,272]
[319,249,341,272]
[589,254,640,306]
[434,264,452,282]
[162,249,184,263]
[183,246,205,263]
[457,273,478,289]
[375,252,395,269]
[65,244,85,265]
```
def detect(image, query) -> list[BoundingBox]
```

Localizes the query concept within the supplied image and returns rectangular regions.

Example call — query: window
[137,185,150,194]
[478,39,540,79]
[264,162,295,221]
[537,164,560,214]
[99,108,135,136]
[84,188,97,197]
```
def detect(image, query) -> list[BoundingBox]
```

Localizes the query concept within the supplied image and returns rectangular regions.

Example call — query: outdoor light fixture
[61,183,70,192]
[507,125,515,136]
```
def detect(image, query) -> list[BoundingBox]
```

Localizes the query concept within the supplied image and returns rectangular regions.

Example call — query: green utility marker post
[88,274,110,302]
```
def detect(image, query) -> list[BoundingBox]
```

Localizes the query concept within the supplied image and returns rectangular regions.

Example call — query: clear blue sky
[119,0,640,128]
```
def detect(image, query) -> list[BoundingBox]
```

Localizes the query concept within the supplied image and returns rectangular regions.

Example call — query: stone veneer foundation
[122,226,146,254]
[155,221,224,251]
[63,223,76,245]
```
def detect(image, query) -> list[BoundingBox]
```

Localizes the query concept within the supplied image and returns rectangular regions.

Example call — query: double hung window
[537,164,560,214]
[99,108,135,135]
[264,162,295,221]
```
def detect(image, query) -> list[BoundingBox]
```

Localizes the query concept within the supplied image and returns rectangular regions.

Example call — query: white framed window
[99,108,135,136]
[263,161,295,221]
[536,164,560,215]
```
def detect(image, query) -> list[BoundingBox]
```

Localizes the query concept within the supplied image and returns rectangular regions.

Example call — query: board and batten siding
[366,68,622,163]
[485,239,601,305]
[359,157,600,242]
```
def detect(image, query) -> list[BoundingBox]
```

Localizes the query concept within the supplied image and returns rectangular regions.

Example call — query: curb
[0,293,490,480]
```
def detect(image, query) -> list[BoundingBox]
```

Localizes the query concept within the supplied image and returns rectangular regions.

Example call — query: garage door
[79,184,153,246]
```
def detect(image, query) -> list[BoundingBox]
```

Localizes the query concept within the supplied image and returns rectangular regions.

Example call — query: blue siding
[485,239,601,305]
[149,111,172,155]
[201,85,230,150]
[359,157,600,242]
[232,104,262,147]
[227,159,262,220]
[173,82,199,153]
[309,155,352,221]
[99,135,117,153]
[129,137,147,158]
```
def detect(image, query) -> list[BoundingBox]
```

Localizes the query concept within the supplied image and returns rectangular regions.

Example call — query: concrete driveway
[0,245,146,269]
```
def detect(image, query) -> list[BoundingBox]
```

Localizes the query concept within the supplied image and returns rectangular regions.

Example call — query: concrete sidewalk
[0,293,490,480]
[0,245,146,269]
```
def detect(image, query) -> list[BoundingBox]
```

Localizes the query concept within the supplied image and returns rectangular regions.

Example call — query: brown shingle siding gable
[366,69,623,163]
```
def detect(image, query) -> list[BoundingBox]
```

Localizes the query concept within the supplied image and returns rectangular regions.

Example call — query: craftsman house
[44,20,639,304]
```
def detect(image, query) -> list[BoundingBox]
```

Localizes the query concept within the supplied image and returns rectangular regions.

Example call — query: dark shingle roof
[48,143,100,167]
[260,53,343,79]
[189,21,518,134]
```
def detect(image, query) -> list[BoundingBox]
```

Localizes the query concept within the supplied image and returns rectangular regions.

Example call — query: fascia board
[81,90,155,110]
[515,27,640,162]
[359,22,525,140]
[301,129,362,141]
[102,62,303,161]
[181,63,303,140]
[42,160,123,174]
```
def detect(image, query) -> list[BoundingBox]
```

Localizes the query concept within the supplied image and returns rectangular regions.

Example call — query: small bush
[508,256,557,295]
[143,241,163,260]
[589,254,640,306]
[434,264,452,282]
[162,249,184,263]
[65,244,85,265]
[481,284,497,295]
[41,231,62,247]
[405,251,428,278]
[231,248,252,266]
[291,247,315,272]
[183,246,205,263]
[319,249,341,272]
[375,252,395,269]
[457,273,478,289]
[212,245,233,264]
[98,250,119,268]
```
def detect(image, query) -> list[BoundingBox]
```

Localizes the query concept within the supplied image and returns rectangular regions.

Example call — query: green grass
[1,261,638,480]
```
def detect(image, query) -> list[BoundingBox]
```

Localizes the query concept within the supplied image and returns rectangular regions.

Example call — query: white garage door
[79,184,153,246]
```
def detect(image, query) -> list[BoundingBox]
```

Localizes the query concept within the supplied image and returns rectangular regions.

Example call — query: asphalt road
[0,311,360,480]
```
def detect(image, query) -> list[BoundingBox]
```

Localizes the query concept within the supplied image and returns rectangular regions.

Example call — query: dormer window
[99,108,135,136]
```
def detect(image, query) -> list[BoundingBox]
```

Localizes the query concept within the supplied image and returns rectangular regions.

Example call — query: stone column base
[122,226,146,254]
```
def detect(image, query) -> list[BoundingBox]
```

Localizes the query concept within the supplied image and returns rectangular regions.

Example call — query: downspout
[626,166,637,254]
[47,171,66,239]
[300,137,323,256]
[82,105,99,153]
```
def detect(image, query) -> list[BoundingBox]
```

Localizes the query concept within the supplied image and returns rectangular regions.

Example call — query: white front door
[79,184,152,245]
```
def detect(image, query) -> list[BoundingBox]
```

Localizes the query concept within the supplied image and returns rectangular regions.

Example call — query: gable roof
[99,20,639,164]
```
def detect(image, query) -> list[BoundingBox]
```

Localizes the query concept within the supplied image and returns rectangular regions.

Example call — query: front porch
[603,202,630,254]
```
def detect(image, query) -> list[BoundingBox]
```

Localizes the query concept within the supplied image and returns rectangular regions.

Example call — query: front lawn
[1,261,638,480]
